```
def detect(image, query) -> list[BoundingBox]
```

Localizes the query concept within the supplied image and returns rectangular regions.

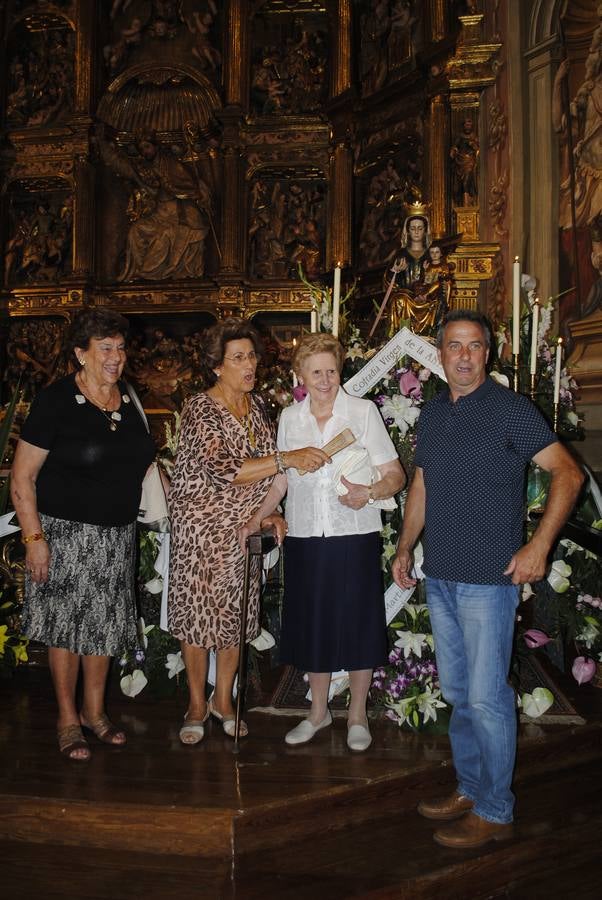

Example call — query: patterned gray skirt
[22,513,138,656]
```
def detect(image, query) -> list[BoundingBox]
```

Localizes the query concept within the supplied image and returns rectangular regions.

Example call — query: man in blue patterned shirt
[392,308,583,849]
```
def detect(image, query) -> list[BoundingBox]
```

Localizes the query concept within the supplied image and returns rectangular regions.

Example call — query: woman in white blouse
[277,333,406,751]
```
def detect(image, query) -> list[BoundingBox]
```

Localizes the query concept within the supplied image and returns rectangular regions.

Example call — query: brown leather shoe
[417,790,474,821]
[433,811,513,849]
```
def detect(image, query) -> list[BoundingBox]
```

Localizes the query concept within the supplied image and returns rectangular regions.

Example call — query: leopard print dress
[167,391,276,649]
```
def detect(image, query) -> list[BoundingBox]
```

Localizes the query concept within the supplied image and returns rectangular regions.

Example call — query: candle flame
[292,337,297,347]
[558,337,563,345]
[514,255,519,262]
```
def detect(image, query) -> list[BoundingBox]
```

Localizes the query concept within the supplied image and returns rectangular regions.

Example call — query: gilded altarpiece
[1,0,507,399]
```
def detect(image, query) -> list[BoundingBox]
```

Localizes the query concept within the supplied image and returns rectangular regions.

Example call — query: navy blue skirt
[280,533,388,673]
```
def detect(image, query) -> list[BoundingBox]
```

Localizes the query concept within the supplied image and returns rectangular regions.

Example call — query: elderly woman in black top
[11,308,156,761]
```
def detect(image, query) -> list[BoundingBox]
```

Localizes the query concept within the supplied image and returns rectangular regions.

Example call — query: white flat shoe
[285,712,332,746]
[347,723,372,752]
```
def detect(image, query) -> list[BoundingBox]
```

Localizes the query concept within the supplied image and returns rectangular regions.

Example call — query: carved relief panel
[247,169,326,280]
[250,1,328,117]
[5,9,75,129]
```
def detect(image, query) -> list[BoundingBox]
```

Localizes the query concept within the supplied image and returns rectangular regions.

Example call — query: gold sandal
[58,724,91,761]
[80,714,126,746]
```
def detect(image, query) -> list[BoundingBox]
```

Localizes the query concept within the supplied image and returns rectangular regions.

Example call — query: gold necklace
[217,385,256,450]
[76,374,122,432]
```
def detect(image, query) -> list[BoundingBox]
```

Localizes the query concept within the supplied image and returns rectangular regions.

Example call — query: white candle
[553,338,563,404]
[291,370,298,388]
[512,256,520,355]
[310,305,318,333]
[529,299,540,375]
[332,265,342,338]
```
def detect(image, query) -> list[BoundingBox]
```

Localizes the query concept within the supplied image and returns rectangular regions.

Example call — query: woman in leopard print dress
[168,318,329,744]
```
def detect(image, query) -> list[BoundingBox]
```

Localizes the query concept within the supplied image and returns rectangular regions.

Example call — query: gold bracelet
[22,531,46,544]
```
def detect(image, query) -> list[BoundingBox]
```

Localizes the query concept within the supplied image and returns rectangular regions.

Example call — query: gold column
[328,142,352,269]
[224,0,246,108]
[75,0,95,114]
[331,0,352,97]
[220,146,243,274]
[426,94,448,237]
[428,0,446,43]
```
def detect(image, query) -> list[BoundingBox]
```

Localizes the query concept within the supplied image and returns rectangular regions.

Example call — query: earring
[79,359,85,366]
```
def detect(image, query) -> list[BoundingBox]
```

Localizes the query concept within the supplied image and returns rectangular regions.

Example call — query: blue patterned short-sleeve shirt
[414,377,557,585]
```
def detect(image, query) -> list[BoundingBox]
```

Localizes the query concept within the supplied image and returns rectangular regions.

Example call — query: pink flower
[572,656,596,685]
[399,369,422,399]
[523,628,552,649]
[292,385,308,402]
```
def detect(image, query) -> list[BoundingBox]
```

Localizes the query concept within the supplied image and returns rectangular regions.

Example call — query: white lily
[120,669,148,697]
[380,394,421,436]
[381,523,395,541]
[547,559,572,593]
[417,686,446,723]
[394,630,430,658]
[521,687,554,718]
[576,619,600,650]
[165,650,185,679]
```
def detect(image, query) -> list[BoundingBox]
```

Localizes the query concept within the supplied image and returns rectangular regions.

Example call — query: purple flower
[523,628,552,649]
[135,649,146,663]
[572,656,596,685]
[293,385,308,402]
[399,369,422,399]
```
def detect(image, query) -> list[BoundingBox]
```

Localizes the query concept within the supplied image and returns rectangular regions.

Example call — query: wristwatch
[367,486,375,505]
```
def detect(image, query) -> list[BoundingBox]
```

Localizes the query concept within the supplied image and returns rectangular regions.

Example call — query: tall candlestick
[512,256,521,355]
[529,298,540,376]
[553,337,563,404]
[332,264,342,338]
[310,305,318,333]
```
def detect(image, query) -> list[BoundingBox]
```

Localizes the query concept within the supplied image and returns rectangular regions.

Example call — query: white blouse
[277,387,399,538]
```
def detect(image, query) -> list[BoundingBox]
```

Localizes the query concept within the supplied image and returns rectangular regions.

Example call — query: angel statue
[378,204,457,337]
[97,126,214,281]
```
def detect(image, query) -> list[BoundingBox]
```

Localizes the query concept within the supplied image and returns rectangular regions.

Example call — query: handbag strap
[125,380,150,433]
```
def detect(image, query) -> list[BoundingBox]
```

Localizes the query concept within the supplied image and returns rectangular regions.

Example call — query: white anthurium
[566,410,580,427]
[137,618,154,649]
[489,371,510,388]
[144,576,163,595]
[165,650,185,679]
[250,628,276,651]
[547,559,572,593]
[120,669,148,698]
[521,687,554,718]
[380,394,421,436]
[521,583,534,602]
[394,630,431,658]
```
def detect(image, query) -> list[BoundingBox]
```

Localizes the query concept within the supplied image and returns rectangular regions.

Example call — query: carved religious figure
[381,213,454,336]
[4,197,72,286]
[98,129,213,282]
[450,117,479,206]
[250,22,327,116]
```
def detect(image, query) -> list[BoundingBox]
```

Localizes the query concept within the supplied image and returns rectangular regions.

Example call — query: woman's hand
[284,446,331,474]
[338,476,371,510]
[25,540,50,584]
[261,513,288,546]
[237,516,260,552]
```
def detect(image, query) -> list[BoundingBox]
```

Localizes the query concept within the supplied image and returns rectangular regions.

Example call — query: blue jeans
[426,578,520,824]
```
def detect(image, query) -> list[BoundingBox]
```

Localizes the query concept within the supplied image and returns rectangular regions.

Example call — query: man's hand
[392,547,417,589]
[503,541,549,585]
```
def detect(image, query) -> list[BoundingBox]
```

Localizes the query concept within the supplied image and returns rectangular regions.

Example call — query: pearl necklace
[76,374,122,431]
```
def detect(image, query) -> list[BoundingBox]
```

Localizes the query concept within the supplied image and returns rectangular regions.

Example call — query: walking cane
[234,527,278,752]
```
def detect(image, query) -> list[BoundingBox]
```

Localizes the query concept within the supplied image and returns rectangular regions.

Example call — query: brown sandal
[80,714,127,746]
[58,724,91,761]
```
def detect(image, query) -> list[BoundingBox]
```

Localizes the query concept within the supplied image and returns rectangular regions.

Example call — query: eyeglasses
[223,351,259,365]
